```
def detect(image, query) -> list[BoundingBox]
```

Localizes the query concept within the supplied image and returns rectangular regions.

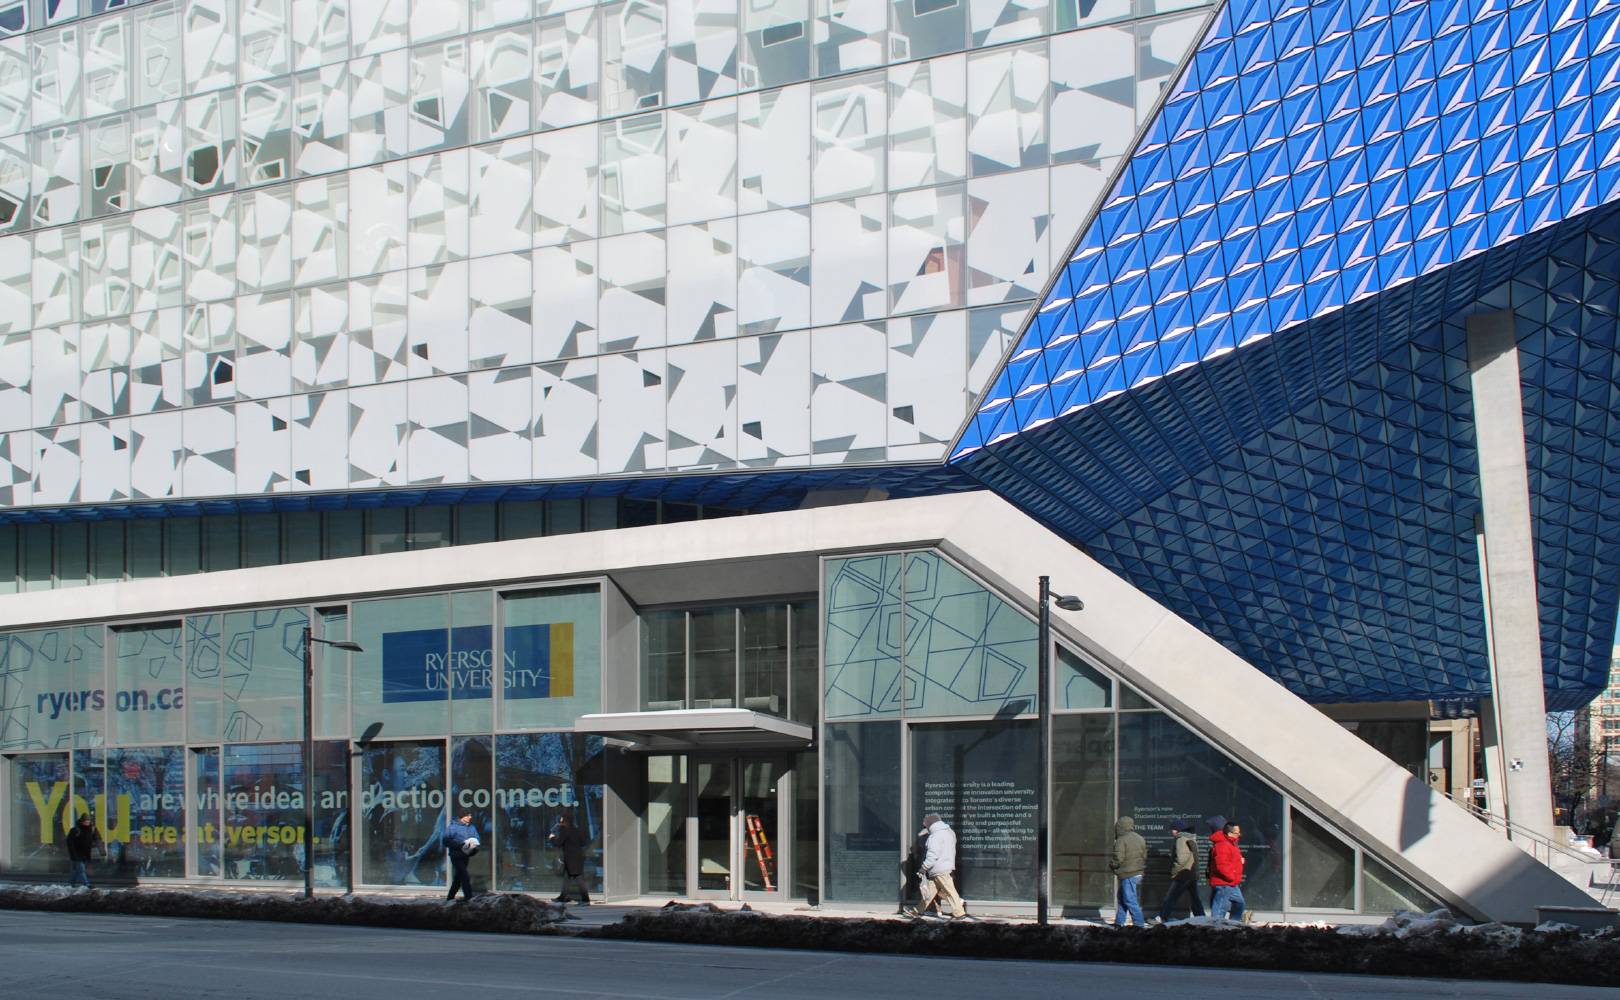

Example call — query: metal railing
[1439,791,1620,903]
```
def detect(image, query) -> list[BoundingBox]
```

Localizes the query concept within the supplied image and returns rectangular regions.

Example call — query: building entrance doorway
[691,756,789,901]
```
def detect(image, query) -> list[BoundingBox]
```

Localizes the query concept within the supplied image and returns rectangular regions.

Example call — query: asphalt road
[0,911,1609,999]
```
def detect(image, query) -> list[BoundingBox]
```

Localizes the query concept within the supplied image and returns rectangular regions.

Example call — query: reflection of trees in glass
[102,745,187,877]
[7,754,69,874]
[492,733,605,892]
[361,740,446,886]
[222,743,306,880]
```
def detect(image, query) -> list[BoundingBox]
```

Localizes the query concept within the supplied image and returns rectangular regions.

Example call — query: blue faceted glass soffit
[957,0,1620,455]
[949,0,1620,709]
[0,464,981,524]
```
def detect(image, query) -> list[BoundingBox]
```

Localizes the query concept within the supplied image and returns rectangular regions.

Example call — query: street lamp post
[302,627,363,900]
[1036,576,1083,927]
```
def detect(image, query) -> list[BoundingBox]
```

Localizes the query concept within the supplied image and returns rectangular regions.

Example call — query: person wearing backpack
[1156,819,1205,921]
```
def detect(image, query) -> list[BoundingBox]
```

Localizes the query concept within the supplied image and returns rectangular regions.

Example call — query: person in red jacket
[1208,821,1245,920]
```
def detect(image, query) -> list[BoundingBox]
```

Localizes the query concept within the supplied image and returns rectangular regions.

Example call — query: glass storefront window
[222,743,306,880]
[499,585,602,730]
[824,555,903,721]
[641,603,814,718]
[96,746,187,878]
[910,720,1037,902]
[1056,646,1111,710]
[643,753,687,894]
[450,594,495,735]
[695,760,733,892]
[8,753,70,875]
[194,747,221,876]
[311,742,351,888]
[641,610,687,711]
[492,733,604,894]
[315,607,351,740]
[741,605,788,716]
[112,622,185,746]
[1362,855,1442,915]
[351,595,453,737]
[1116,711,1285,913]
[901,552,1037,717]
[451,735,495,892]
[791,604,819,724]
[793,748,818,902]
[690,609,738,708]
[186,607,310,744]
[1052,712,1114,908]
[0,627,107,750]
[358,739,447,886]
[824,720,900,902]
[1290,808,1355,910]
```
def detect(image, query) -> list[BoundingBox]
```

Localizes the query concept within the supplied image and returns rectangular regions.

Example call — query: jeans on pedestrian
[1157,872,1205,921]
[1114,874,1145,926]
[70,861,89,888]
[1210,884,1245,920]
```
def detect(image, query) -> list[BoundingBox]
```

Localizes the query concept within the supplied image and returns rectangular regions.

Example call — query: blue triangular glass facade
[952,0,1620,708]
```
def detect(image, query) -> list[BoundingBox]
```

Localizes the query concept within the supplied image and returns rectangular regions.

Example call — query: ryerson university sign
[381,623,575,702]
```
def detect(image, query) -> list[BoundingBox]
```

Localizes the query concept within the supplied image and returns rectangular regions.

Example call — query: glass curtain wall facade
[0,579,606,892]
[639,600,817,722]
[0,0,1209,518]
[821,548,1443,917]
[1,541,1445,913]
[0,497,741,593]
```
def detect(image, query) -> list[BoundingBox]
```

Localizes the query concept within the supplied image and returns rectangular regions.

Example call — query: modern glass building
[0,0,1609,924]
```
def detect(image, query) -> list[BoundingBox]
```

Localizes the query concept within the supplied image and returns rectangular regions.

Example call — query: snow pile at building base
[596,904,1620,987]
[0,884,569,934]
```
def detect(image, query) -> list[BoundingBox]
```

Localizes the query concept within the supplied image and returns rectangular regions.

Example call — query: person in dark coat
[442,812,480,901]
[65,814,100,889]
[1157,819,1205,922]
[548,814,591,904]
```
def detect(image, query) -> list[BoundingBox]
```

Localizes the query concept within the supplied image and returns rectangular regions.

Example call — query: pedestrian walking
[1108,816,1147,926]
[443,812,480,901]
[66,813,100,889]
[548,814,591,905]
[1156,819,1205,921]
[913,813,966,918]
[1609,821,1620,860]
[1208,820,1246,920]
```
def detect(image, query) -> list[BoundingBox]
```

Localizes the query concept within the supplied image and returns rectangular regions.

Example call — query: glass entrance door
[686,756,788,901]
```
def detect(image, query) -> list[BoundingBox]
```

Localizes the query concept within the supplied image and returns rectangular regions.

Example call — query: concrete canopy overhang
[575,709,813,751]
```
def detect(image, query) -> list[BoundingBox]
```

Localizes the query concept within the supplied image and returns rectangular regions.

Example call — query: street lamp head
[1054,595,1085,612]
[325,640,364,652]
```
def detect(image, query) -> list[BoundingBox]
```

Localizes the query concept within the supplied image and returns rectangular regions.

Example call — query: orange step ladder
[745,814,775,892]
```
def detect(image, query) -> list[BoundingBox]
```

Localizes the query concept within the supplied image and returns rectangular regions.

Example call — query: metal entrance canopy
[574,709,814,751]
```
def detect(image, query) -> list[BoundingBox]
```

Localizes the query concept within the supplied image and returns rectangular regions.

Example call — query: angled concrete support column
[1466,311,1556,843]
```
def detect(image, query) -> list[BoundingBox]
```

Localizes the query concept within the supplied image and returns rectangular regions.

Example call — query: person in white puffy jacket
[915,813,966,918]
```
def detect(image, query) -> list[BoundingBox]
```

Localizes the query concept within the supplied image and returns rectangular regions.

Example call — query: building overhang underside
[946,0,1620,711]
[575,710,815,751]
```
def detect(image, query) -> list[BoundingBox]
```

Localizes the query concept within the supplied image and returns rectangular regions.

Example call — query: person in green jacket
[1109,816,1148,926]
